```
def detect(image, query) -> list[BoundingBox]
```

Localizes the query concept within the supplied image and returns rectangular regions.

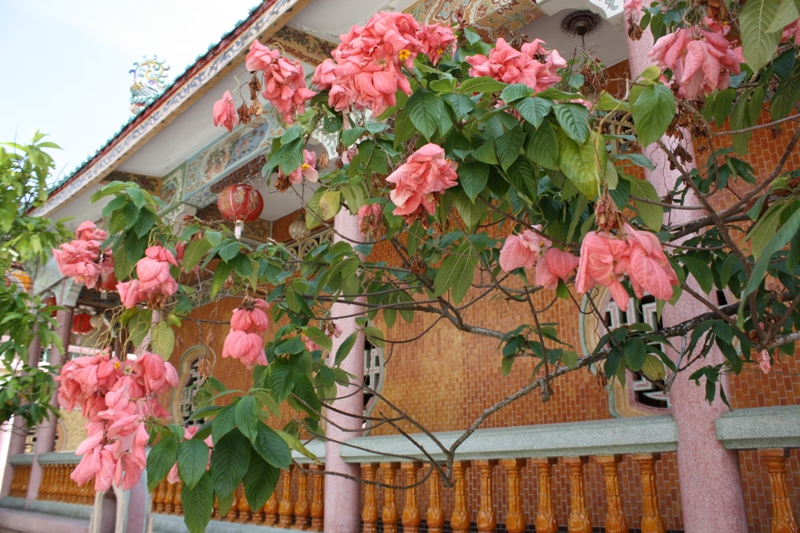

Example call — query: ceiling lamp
[561,10,601,38]
[288,212,311,241]
[217,184,264,239]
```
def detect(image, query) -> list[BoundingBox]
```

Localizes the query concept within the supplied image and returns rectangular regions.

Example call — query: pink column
[625,27,748,532]
[27,306,73,503]
[1,334,42,497]
[324,209,366,533]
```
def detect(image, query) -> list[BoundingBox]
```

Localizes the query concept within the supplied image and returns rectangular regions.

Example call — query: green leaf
[770,70,800,120]
[433,241,478,304]
[127,309,153,347]
[640,354,666,381]
[211,404,236,444]
[407,91,447,139]
[151,321,175,360]
[133,208,155,238]
[123,202,140,227]
[741,0,782,72]
[127,187,146,209]
[748,204,786,258]
[177,439,209,490]
[234,396,260,442]
[553,104,590,143]
[624,175,663,231]
[625,338,647,371]
[147,437,178,491]
[242,450,280,512]
[442,94,476,121]
[515,98,553,128]
[292,374,322,416]
[210,429,251,497]
[742,207,800,301]
[458,162,490,201]
[210,261,233,299]
[495,127,525,171]
[557,131,603,200]
[631,84,675,147]
[183,238,212,272]
[500,83,533,103]
[525,121,559,169]
[458,76,507,94]
[181,472,214,533]
[218,241,240,262]
[769,0,800,31]
[472,141,498,165]
[681,256,715,294]
[318,190,342,220]
[334,332,358,366]
[274,337,304,355]
[268,359,296,402]
[253,423,292,469]
[454,189,487,229]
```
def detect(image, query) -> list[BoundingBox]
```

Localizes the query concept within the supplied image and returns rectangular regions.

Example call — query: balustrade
[9,463,31,498]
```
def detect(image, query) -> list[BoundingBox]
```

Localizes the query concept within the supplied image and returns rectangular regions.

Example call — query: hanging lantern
[217,184,264,239]
[71,313,94,335]
[99,271,117,292]
[44,296,58,318]
[288,212,310,241]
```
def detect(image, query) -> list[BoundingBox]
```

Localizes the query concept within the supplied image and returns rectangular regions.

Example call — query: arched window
[171,347,208,427]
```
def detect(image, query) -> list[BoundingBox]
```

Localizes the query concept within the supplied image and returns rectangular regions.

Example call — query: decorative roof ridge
[47,2,264,198]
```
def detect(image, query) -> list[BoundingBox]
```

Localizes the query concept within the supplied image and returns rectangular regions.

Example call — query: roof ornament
[129,56,170,115]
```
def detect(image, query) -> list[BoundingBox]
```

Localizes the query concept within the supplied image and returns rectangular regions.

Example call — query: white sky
[0,0,259,182]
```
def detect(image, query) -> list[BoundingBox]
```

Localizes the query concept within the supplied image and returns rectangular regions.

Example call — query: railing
[150,441,327,531]
[8,454,32,498]
[36,453,94,504]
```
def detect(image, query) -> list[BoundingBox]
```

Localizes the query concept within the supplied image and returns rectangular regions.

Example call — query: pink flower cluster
[466,38,565,93]
[117,246,179,309]
[59,352,178,491]
[650,19,743,98]
[167,426,213,484]
[245,41,316,124]
[222,298,270,367]
[54,221,114,290]
[386,144,458,218]
[498,227,579,289]
[624,0,643,17]
[212,90,239,133]
[782,19,800,43]
[575,224,679,311]
[312,12,456,115]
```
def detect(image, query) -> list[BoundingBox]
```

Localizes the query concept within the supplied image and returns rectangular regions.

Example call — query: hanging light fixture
[217,184,264,239]
[288,212,311,241]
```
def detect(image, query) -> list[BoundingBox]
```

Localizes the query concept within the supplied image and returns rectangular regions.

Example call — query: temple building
[0,0,798,532]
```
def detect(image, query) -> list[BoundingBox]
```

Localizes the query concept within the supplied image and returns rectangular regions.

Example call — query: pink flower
[782,20,800,43]
[357,204,382,227]
[386,144,458,217]
[135,246,179,301]
[535,248,579,289]
[222,330,266,367]
[312,58,337,90]
[75,221,107,245]
[117,280,144,309]
[418,23,456,65]
[230,300,271,334]
[53,221,110,289]
[246,40,280,71]
[759,349,772,374]
[623,224,679,301]
[286,150,319,184]
[303,335,323,353]
[213,90,239,133]
[499,229,545,272]
[575,231,633,311]
[130,352,179,396]
[466,38,565,93]
[650,19,743,98]
[624,0,643,17]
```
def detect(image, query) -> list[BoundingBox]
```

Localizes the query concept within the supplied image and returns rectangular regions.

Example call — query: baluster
[450,460,471,533]
[237,485,251,523]
[501,459,527,533]
[263,490,279,526]
[212,497,220,520]
[10,466,21,497]
[227,485,240,521]
[476,460,497,533]
[52,465,62,501]
[381,463,400,533]
[278,467,295,528]
[401,462,421,533]
[293,467,310,529]
[565,456,592,533]
[66,466,78,503]
[309,464,324,532]
[427,468,444,533]
[174,482,183,515]
[58,464,69,502]
[633,453,666,533]
[79,476,93,505]
[164,480,176,514]
[45,465,55,500]
[597,455,628,533]
[759,449,799,533]
[23,466,32,499]
[153,479,167,513]
[37,465,48,500]
[532,457,558,533]
[252,490,265,524]
[361,463,379,533]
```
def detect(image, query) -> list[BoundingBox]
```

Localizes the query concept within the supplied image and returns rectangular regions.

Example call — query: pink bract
[287,150,319,184]
[499,229,545,272]
[535,248,579,289]
[466,38,565,93]
[386,143,458,217]
[222,330,266,367]
[212,90,239,132]
[245,40,281,71]
[418,23,456,65]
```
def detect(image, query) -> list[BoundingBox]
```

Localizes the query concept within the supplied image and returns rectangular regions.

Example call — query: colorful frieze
[406,0,544,39]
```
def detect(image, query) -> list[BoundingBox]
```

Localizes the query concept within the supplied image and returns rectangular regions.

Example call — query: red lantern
[217,184,264,239]
[71,313,94,335]
[44,296,58,318]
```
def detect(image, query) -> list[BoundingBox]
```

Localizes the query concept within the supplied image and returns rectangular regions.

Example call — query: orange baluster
[476,460,497,533]
[278,467,295,528]
[164,480,176,514]
[212,497,220,520]
[759,449,799,533]
[263,490,279,526]
[309,464,324,532]
[450,461,471,533]
[173,482,183,516]
[37,465,49,500]
[532,457,558,533]
[294,467,310,529]
[80,476,94,505]
[58,465,69,502]
[252,489,265,524]
[565,456,592,533]
[401,462,422,533]
[597,455,629,533]
[153,479,166,513]
[52,465,62,501]
[361,463,379,533]
[427,468,444,533]
[227,485,240,521]
[237,485,251,523]
[502,459,527,533]
[633,453,666,533]
[381,463,400,533]
[66,466,79,503]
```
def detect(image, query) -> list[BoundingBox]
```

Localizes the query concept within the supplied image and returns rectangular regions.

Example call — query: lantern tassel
[235,220,244,240]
